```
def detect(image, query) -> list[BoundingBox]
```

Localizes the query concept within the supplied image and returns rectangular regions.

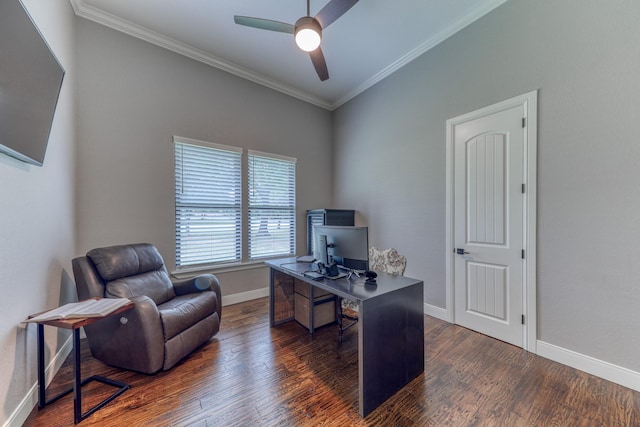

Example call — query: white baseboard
[424,302,448,321]
[4,335,73,427]
[536,340,640,393]
[420,307,640,393]
[222,287,269,307]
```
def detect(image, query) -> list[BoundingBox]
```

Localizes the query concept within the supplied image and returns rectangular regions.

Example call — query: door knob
[456,248,469,255]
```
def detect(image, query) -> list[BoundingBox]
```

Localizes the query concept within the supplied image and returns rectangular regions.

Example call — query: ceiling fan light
[295,17,322,52]
[296,29,321,51]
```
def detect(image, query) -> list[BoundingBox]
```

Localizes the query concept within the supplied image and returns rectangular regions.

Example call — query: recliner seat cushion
[158,291,217,341]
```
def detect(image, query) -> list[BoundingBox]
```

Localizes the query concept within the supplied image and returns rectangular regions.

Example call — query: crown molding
[69,0,333,110]
[332,0,511,109]
[70,0,511,111]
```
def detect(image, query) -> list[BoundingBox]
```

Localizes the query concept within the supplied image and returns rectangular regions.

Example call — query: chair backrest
[74,243,175,305]
[368,247,407,275]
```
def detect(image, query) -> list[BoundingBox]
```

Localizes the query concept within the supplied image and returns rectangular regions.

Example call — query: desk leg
[309,285,315,334]
[269,268,275,327]
[358,282,424,417]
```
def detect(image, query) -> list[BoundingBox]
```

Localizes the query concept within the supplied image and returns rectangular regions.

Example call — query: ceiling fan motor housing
[294,16,322,51]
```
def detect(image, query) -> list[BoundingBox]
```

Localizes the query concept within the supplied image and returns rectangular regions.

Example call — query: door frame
[445,90,538,352]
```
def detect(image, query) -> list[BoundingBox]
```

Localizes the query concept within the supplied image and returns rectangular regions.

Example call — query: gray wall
[333,0,640,372]
[0,0,76,424]
[76,19,333,296]
[5,1,640,422]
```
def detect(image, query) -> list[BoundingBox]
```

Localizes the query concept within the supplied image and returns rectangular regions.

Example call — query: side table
[28,300,134,424]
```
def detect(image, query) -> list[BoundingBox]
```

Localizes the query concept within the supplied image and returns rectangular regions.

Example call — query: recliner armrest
[85,295,165,374]
[172,274,222,319]
[173,273,217,295]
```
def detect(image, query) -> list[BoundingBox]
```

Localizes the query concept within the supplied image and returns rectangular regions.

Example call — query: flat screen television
[0,0,65,166]
[312,225,369,271]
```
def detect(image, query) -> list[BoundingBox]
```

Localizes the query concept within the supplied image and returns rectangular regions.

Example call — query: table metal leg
[37,324,74,408]
[37,324,45,408]
[35,324,130,424]
[72,325,130,423]
[73,329,82,423]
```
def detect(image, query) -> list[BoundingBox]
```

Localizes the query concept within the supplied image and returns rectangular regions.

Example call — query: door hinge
[522,183,525,194]
[521,314,525,325]
[522,117,526,128]
[521,249,525,259]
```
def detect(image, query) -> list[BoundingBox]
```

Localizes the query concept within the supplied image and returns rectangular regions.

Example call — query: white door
[452,104,525,347]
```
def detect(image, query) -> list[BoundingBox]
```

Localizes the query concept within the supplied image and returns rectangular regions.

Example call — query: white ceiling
[70,0,510,110]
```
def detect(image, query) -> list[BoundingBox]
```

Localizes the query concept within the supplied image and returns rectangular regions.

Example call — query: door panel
[467,262,507,321]
[468,134,505,245]
[454,105,524,347]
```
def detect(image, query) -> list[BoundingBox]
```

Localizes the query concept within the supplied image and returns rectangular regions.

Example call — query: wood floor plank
[24,297,640,426]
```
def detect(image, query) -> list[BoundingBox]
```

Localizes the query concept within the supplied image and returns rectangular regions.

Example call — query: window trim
[173,137,297,273]
[247,149,297,164]
[175,136,243,155]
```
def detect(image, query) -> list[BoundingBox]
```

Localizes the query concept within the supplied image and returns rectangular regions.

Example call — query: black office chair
[336,296,359,343]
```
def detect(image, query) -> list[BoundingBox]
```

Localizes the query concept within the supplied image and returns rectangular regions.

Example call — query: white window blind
[248,151,296,260]
[174,138,242,268]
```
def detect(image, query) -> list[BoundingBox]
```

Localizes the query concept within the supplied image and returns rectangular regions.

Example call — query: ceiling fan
[234,0,359,81]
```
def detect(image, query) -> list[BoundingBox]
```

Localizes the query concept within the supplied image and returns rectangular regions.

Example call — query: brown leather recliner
[72,243,222,374]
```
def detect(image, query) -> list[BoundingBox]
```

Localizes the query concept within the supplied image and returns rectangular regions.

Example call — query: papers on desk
[296,255,315,263]
[25,298,131,322]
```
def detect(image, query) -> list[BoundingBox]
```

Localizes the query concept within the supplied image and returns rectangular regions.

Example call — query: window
[174,138,296,269]
[248,151,296,260]
[174,137,242,268]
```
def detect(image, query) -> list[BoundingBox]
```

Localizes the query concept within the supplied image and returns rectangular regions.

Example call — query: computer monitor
[312,225,369,271]
[314,233,329,266]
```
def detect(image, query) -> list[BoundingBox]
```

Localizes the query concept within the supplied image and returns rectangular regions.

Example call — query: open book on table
[26,298,132,323]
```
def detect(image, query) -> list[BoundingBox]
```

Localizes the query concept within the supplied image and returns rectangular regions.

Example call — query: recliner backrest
[73,256,106,300]
[87,243,176,305]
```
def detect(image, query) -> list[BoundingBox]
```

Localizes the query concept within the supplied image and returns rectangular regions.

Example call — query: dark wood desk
[266,258,425,417]
[28,301,134,424]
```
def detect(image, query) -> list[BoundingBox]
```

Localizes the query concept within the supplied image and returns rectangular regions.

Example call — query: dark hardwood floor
[24,297,640,426]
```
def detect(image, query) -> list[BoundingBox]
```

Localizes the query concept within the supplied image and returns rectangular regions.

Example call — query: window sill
[171,261,268,280]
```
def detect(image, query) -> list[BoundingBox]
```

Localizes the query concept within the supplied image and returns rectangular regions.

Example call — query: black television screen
[0,0,65,166]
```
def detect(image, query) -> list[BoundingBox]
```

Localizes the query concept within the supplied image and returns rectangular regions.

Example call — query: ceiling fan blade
[309,47,329,81]
[234,16,295,34]
[314,0,359,29]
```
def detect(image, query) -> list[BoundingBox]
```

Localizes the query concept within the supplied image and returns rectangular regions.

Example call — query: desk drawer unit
[294,280,336,330]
